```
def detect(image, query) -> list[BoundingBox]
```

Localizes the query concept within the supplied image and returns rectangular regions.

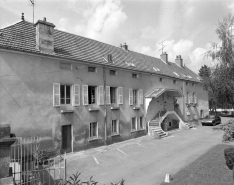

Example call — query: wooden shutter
[129,88,133,105]
[82,85,88,105]
[117,87,123,104]
[53,83,60,107]
[137,90,141,105]
[106,86,110,104]
[195,93,198,104]
[73,84,80,106]
[98,86,104,105]
[139,89,143,105]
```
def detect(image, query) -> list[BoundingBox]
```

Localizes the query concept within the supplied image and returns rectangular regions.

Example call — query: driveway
[66,126,224,185]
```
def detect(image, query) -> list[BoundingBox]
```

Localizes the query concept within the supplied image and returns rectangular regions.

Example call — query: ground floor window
[139,117,144,129]
[111,120,119,134]
[131,117,137,131]
[90,122,98,139]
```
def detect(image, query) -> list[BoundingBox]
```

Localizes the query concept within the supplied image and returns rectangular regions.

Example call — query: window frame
[133,89,138,105]
[139,117,144,130]
[132,73,139,79]
[88,86,97,104]
[159,78,163,82]
[110,87,117,104]
[110,70,117,76]
[131,117,137,131]
[111,119,119,135]
[173,80,177,84]
[60,84,72,105]
[89,122,98,139]
[60,62,72,70]
[88,66,97,73]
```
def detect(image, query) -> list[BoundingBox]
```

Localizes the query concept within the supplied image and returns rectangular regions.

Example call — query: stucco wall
[0,50,209,152]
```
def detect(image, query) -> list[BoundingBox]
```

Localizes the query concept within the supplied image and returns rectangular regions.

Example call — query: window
[169,122,172,127]
[129,89,143,106]
[186,92,189,103]
[159,78,163,82]
[60,85,71,105]
[139,117,143,129]
[88,86,96,104]
[173,80,177,84]
[132,73,138,78]
[111,120,119,134]
[133,89,138,105]
[53,83,80,107]
[88,66,96,72]
[131,117,137,131]
[186,82,188,86]
[192,83,195,87]
[90,122,98,139]
[110,70,116,75]
[60,62,72,70]
[110,87,117,103]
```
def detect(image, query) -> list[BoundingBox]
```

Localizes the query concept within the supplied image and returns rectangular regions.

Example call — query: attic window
[110,70,117,76]
[88,66,97,72]
[153,67,160,72]
[132,73,139,79]
[108,54,113,63]
[173,72,179,77]
[124,61,136,67]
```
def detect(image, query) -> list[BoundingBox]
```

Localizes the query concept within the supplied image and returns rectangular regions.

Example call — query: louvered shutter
[82,85,88,105]
[53,83,60,107]
[73,84,80,106]
[129,88,133,105]
[119,87,123,104]
[98,86,104,105]
[195,93,198,104]
[106,86,110,104]
[137,90,141,105]
[139,89,143,105]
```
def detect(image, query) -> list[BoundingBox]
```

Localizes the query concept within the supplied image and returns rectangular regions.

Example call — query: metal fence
[10,137,66,185]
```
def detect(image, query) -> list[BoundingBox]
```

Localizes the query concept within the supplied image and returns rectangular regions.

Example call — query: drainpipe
[182,81,185,121]
[103,65,107,145]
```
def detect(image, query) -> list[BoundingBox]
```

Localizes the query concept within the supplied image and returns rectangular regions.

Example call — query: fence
[10,137,66,185]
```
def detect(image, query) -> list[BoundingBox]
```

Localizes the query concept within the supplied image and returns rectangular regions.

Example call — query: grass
[161,144,234,185]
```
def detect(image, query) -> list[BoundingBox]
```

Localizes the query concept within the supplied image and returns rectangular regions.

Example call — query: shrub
[222,119,234,142]
[224,147,234,170]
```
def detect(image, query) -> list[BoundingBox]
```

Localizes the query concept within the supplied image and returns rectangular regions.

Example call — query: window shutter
[129,88,133,105]
[137,90,141,106]
[195,93,198,104]
[98,86,104,105]
[140,89,143,105]
[53,83,60,107]
[117,87,123,104]
[82,85,88,105]
[73,84,80,106]
[106,86,110,104]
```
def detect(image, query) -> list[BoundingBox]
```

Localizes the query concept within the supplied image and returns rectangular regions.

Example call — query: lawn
[163,144,234,185]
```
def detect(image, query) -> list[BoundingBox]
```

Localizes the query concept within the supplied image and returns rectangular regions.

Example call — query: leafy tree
[203,14,234,109]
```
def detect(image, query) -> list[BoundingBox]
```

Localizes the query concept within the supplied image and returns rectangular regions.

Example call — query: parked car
[201,115,221,126]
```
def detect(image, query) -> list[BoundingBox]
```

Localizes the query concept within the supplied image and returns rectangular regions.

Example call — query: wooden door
[62,125,72,153]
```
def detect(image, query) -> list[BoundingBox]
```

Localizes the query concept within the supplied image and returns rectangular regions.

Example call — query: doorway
[62,125,72,153]
[200,110,204,119]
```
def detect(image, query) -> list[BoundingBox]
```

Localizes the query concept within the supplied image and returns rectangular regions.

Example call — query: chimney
[35,17,55,53]
[160,52,168,63]
[175,55,184,67]
[122,43,128,51]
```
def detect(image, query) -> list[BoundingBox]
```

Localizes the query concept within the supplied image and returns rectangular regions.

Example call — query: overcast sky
[1,0,234,73]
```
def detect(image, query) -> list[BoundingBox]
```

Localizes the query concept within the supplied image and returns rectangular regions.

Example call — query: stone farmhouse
[0,15,209,153]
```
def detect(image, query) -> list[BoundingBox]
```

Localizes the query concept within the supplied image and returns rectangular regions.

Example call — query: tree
[203,14,234,109]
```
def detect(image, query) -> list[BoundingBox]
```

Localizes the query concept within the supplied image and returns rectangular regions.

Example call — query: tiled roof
[0,20,200,82]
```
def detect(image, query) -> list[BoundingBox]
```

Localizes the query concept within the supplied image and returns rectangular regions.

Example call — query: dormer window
[88,66,96,72]
[108,54,113,63]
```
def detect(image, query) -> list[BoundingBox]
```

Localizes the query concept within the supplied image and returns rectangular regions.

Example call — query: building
[0,15,209,153]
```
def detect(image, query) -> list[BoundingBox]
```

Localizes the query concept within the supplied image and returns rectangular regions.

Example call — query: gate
[10,137,66,185]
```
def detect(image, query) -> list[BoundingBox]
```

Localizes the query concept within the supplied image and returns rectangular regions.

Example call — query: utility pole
[30,0,34,24]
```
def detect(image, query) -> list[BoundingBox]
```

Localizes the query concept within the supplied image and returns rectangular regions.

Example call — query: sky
[1,0,234,73]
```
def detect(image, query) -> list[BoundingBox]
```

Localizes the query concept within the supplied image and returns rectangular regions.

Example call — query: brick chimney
[35,17,55,53]
[175,55,184,67]
[160,52,168,63]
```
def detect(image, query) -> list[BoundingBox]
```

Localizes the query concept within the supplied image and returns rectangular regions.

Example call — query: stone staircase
[149,115,168,138]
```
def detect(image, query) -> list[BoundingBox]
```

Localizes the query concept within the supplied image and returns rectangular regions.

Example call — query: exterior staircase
[149,113,168,138]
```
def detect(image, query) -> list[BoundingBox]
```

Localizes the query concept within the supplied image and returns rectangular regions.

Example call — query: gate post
[0,124,16,185]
